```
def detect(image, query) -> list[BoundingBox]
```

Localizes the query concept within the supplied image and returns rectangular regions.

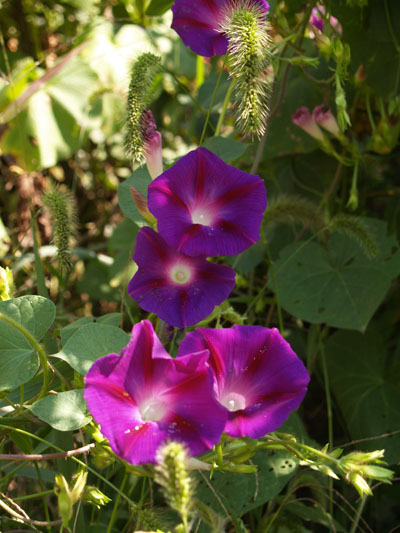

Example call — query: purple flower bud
[312,105,341,137]
[292,106,325,141]
[141,110,163,180]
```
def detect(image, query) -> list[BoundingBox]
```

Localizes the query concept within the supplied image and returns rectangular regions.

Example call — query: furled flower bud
[292,107,325,141]
[141,109,163,180]
[0,266,14,301]
[312,105,341,136]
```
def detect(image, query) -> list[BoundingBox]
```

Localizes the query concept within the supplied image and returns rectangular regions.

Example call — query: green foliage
[29,390,90,431]
[52,323,130,375]
[0,296,55,392]
[272,219,400,331]
[326,327,400,465]
[196,450,297,522]
[0,0,399,531]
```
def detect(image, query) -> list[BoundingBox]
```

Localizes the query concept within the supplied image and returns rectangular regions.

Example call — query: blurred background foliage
[0,0,399,531]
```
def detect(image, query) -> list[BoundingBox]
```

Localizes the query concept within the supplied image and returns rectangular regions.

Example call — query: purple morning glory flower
[178,325,310,439]
[148,147,267,257]
[171,0,270,57]
[128,227,236,328]
[84,320,227,465]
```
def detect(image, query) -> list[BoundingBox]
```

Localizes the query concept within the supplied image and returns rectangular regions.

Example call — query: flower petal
[148,148,267,257]
[178,325,310,438]
[128,227,235,328]
[84,321,226,464]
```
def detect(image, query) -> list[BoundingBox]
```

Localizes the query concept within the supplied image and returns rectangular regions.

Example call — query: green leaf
[203,136,248,162]
[0,55,98,170]
[146,0,173,16]
[196,450,296,520]
[29,390,91,431]
[0,325,38,393]
[96,313,123,327]
[52,323,130,375]
[0,296,56,340]
[0,296,56,393]
[325,327,400,464]
[272,218,400,331]
[118,168,152,224]
[227,241,267,275]
[60,317,95,346]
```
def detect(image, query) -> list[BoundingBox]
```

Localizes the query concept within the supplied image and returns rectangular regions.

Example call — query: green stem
[264,242,284,337]
[34,463,51,530]
[384,0,400,53]
[13,490,54,502]
[31,209,49,299]
[0,424,137,508]
[199,58,226,145]
[0,313,50,400]
[320,337,333,515]
[107,469,128,533]
[349,496,367,533]
[365,92,377,134]
[215,79,235,136]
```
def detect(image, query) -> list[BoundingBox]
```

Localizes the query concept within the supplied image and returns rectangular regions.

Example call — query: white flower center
[140,398,165,422]
[191,208,213,226]
[220,392,246,412]
[169,264,192,284]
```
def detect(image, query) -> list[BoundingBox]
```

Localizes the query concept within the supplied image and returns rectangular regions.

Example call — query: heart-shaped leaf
[29,390,91,431]
[272,219,400,331]
[52,323,130,376]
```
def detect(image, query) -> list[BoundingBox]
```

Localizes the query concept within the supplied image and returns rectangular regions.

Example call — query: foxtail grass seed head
[155,442,194,528]
[221,2,272,138]
[43,186,77,271]
[125,53,162,162]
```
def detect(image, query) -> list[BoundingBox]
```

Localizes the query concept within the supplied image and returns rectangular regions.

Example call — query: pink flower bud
[312,105,340,136]
[292,106,325,141]
[141,109,163,180]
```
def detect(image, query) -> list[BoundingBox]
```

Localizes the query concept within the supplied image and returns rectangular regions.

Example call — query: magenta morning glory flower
[84,320,227,465]
[178,325,310,439]
[147,147,267,258]
[128,227,236,328]
[171,0,270,57]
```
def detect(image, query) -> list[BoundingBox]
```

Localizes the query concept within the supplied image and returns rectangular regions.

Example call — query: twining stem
[215,79,235,136]
[0,312,50,400]
[0,443,95,461]
[199,57,227,146]
[349,496,368,533]
[107,469,129,533]
[0,424,137,508]
[320,338,334,515]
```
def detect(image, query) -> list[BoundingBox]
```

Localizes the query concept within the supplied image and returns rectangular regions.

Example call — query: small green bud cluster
[125,53,162,162]
[55,470,88,529]
[43,186,77,271]
[338,449,393,497]
[222,2,271,138]
[155,441,194,532]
